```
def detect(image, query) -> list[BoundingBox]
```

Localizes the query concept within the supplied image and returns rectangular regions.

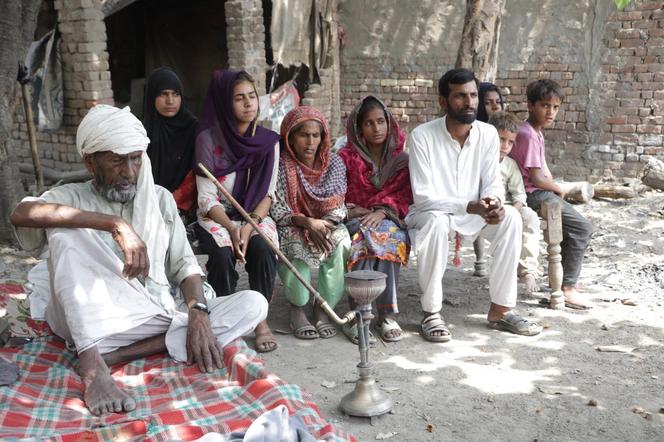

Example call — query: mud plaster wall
[339,0,664,182]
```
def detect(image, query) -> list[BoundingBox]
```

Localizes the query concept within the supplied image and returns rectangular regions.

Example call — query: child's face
[527,95,561,128]
[498,128,517,160]
[484,91,502,117]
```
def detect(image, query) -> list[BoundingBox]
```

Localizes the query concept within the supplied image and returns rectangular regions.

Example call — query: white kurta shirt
[405,116,504,236]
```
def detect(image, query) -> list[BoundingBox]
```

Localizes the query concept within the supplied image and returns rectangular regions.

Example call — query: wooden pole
[593,184,637,199]
[20,82,43,194]
[197,163,354,325]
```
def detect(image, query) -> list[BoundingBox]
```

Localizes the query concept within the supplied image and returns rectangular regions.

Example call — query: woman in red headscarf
[271,106,350,340]
[338,96,412,343]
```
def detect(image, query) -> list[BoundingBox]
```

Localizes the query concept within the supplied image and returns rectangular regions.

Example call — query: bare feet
[254,320,277,353]
[519,274,540,294]
[562,285,592,309]
[79,347,136,416]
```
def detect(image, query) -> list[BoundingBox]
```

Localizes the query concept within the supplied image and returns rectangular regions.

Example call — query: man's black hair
[438,68,480,99]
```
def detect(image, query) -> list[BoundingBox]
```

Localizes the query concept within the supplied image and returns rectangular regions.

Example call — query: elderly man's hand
[111,219,150,279]
[186,309,223,373]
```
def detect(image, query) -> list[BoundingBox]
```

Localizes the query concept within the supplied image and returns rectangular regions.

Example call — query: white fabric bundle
[76,105,169,287]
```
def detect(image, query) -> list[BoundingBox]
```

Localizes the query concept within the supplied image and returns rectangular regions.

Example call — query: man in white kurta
[406,68,542,342]
[11,105,267,416]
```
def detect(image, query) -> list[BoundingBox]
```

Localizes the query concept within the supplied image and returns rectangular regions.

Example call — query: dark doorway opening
[106,0,228,118]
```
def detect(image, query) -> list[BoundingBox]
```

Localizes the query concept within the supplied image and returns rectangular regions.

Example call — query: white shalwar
[405,117,522,313]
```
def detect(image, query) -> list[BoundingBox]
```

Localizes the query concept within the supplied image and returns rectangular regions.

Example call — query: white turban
[76,105,170,290]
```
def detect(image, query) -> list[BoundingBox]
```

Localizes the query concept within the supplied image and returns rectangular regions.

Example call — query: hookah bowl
[339,270,393,420]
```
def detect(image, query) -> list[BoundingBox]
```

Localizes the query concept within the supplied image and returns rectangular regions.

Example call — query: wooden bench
[472,201,564,309]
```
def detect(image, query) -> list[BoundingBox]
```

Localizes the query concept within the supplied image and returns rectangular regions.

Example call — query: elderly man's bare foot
[84,370,136,415]
[254,320,278,353]
[79,347,136,415]
[519,274,540,294]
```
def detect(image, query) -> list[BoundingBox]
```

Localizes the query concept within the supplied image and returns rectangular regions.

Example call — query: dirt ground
[2,191,664,441]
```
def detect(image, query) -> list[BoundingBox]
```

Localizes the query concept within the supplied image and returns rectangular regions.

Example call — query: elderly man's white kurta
[19,182,266,360]
[405,117,522,313]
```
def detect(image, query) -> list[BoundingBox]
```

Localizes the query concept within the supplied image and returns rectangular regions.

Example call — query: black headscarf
[143,67,198,192]
[477,82,504,123]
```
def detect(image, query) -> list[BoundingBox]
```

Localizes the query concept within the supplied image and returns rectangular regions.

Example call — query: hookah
[198,164,393,420]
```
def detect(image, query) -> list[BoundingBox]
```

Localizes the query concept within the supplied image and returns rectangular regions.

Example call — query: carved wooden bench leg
[473,237,488,277]
[541,201,564,309]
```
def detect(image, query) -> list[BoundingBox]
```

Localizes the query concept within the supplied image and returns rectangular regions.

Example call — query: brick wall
[589,2,664,180]
[338,1,664,182]
[12,0,664,183]
[339,57,443,134]
[225,0,267,93]
[495,48,593,180]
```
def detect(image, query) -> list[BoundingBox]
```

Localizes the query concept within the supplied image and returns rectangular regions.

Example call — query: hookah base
[340,376,393,418]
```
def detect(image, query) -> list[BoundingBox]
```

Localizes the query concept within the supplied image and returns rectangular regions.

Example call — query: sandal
[290,323,319,340]
[378,318,403,342]
[315,321,337,339]
[488,311,543,336]
[342,322,376,345]
[255,332,278,353]
[420,312,451,342]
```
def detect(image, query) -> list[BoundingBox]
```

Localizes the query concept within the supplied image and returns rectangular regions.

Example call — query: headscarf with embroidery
[279,106,346,219]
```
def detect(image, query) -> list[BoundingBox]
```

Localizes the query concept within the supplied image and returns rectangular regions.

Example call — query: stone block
[638,134,662,145]
[380,79,398,87]
[414,79,433,87]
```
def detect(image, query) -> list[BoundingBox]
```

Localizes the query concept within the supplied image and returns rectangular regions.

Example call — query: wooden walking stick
[18,64,44,194]
[197,163,354,325]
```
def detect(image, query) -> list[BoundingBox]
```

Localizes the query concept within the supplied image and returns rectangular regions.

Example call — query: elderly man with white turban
[11,105,268,416]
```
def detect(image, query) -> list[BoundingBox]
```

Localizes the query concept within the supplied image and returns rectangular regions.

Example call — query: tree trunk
[0,0,41,244]
[455,0,506,82]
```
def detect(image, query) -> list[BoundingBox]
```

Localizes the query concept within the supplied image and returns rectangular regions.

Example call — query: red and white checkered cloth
[0,337,356,441]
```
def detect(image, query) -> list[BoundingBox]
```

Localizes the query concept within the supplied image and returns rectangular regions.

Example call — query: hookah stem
[356,311,369,365]
[198,163,353,325]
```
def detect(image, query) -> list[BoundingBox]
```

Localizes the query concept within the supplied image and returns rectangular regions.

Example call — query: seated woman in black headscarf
[143,67,198,213]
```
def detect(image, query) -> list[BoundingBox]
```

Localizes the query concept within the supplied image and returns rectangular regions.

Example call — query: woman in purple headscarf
[194,69,280,353]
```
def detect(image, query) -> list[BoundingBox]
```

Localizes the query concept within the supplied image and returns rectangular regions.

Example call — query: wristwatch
[190,302,210,314]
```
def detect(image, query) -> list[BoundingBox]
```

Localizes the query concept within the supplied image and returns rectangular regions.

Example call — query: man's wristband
[189,301,210,314]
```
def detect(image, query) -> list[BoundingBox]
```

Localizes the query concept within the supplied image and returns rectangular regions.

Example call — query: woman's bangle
[249,212,263,224]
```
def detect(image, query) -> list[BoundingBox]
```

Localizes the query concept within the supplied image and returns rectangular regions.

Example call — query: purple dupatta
[195,69,279,220]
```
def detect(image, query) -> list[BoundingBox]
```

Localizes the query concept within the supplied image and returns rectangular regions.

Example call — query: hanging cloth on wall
[24,29,63,132]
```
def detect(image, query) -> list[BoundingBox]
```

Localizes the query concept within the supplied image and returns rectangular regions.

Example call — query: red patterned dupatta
[279,106,346,220]
[338,96,412,220]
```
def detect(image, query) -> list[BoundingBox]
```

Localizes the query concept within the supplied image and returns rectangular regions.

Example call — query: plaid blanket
[0,337,355,441]
[0,281,52,339]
